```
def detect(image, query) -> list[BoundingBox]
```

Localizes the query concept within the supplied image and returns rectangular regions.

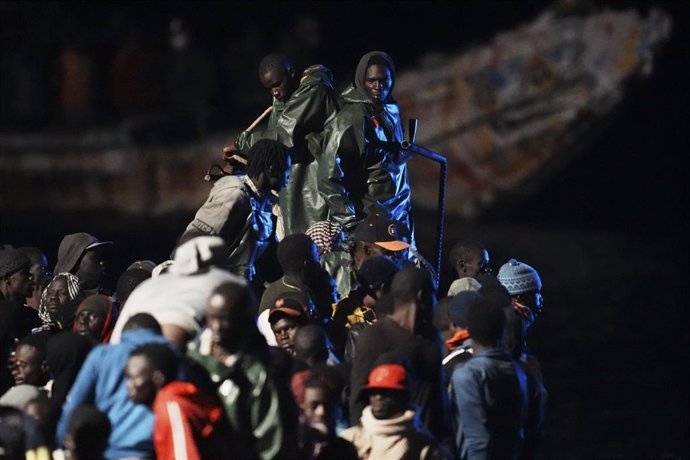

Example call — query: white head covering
[447,276,482,296]
[170,236,227,275]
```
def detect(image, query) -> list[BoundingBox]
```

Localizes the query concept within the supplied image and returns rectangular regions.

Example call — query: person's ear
[40,360,49,374]
[268,164,278,178]
[152,370,166,389]
[255,171,267,190]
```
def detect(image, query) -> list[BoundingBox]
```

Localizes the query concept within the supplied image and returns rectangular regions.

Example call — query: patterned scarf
[305,221,344,255]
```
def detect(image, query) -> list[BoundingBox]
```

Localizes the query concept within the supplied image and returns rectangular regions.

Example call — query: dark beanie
[448,291,487,328]
[76,295,111,319]
[0,249,29,279]
[116,269,151,306]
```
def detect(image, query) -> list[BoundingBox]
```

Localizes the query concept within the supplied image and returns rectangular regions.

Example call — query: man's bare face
[364,64,392,105]
[260,67,295,102]
[125,355,157,405]
[75,249,107,290]
[12,344,47,386]
[456,249,490,278]
[271,317,301,353]
[369,389,408,419]
[303,387,335,432]
[45,278,71,317]
[4,267,34,299]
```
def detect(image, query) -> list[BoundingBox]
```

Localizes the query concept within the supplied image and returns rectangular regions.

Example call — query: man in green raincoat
[319,51,415,248]
[223,54,340,237]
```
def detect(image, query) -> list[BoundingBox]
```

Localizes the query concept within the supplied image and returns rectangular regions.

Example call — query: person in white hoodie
[340,362,446,460]
[108,236,245,348]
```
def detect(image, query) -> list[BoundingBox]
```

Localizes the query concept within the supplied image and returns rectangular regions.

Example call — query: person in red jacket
[125,342,235,460]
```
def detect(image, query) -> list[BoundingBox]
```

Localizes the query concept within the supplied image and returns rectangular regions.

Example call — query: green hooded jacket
[188,349,284,460]
[318,51,415,245]
[236,65,340,235]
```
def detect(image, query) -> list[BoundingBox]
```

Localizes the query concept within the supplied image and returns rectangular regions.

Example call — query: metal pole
[400,136,447,289]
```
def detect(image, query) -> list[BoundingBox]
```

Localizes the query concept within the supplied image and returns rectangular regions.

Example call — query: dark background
[1,1,688,457]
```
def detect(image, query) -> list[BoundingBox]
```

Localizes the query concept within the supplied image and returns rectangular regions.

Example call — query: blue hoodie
[56,328,170,459]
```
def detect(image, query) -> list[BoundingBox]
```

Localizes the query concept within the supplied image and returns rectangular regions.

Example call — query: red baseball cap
[361,364,408,392]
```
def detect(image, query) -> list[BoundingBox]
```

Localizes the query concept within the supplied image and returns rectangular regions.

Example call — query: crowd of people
[1,50,547,460]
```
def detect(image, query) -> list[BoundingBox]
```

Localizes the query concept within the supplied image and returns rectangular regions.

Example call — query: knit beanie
[497,259,542,295]
[76,295,111,319]
[448,291,487,328]
[0,249,29,278]
[75,294,115,343]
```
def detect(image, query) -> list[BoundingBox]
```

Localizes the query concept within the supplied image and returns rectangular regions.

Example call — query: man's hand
[221,142,247,175]
[222,142,239,161]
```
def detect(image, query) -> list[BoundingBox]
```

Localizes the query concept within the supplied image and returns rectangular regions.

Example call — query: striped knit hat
[497,259,542,295]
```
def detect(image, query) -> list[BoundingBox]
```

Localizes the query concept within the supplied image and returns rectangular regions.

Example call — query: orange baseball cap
[353,214,410,252]
[268,296,307,324]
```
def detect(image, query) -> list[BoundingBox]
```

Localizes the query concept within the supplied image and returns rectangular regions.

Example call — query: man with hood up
[319,51,415,248]
[223,54,340,237]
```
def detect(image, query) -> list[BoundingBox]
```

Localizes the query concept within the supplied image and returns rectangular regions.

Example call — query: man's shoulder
[211,175,248,194]
[355,317,395,345]
[334,101,367,122]
[208,176,252,211]
[260,277,302,309]
[454,349,512,379]
[81,342,110,363]
[409,426,440,446]
[186,349,229,387]
[339,424,364,442]
[187,349,268,385]
[264,276,288,290]
[156,381,197,403]
[120,329,170,349]
[153,383,203,423]
[374,316,412,336]
[297,65,335,90]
